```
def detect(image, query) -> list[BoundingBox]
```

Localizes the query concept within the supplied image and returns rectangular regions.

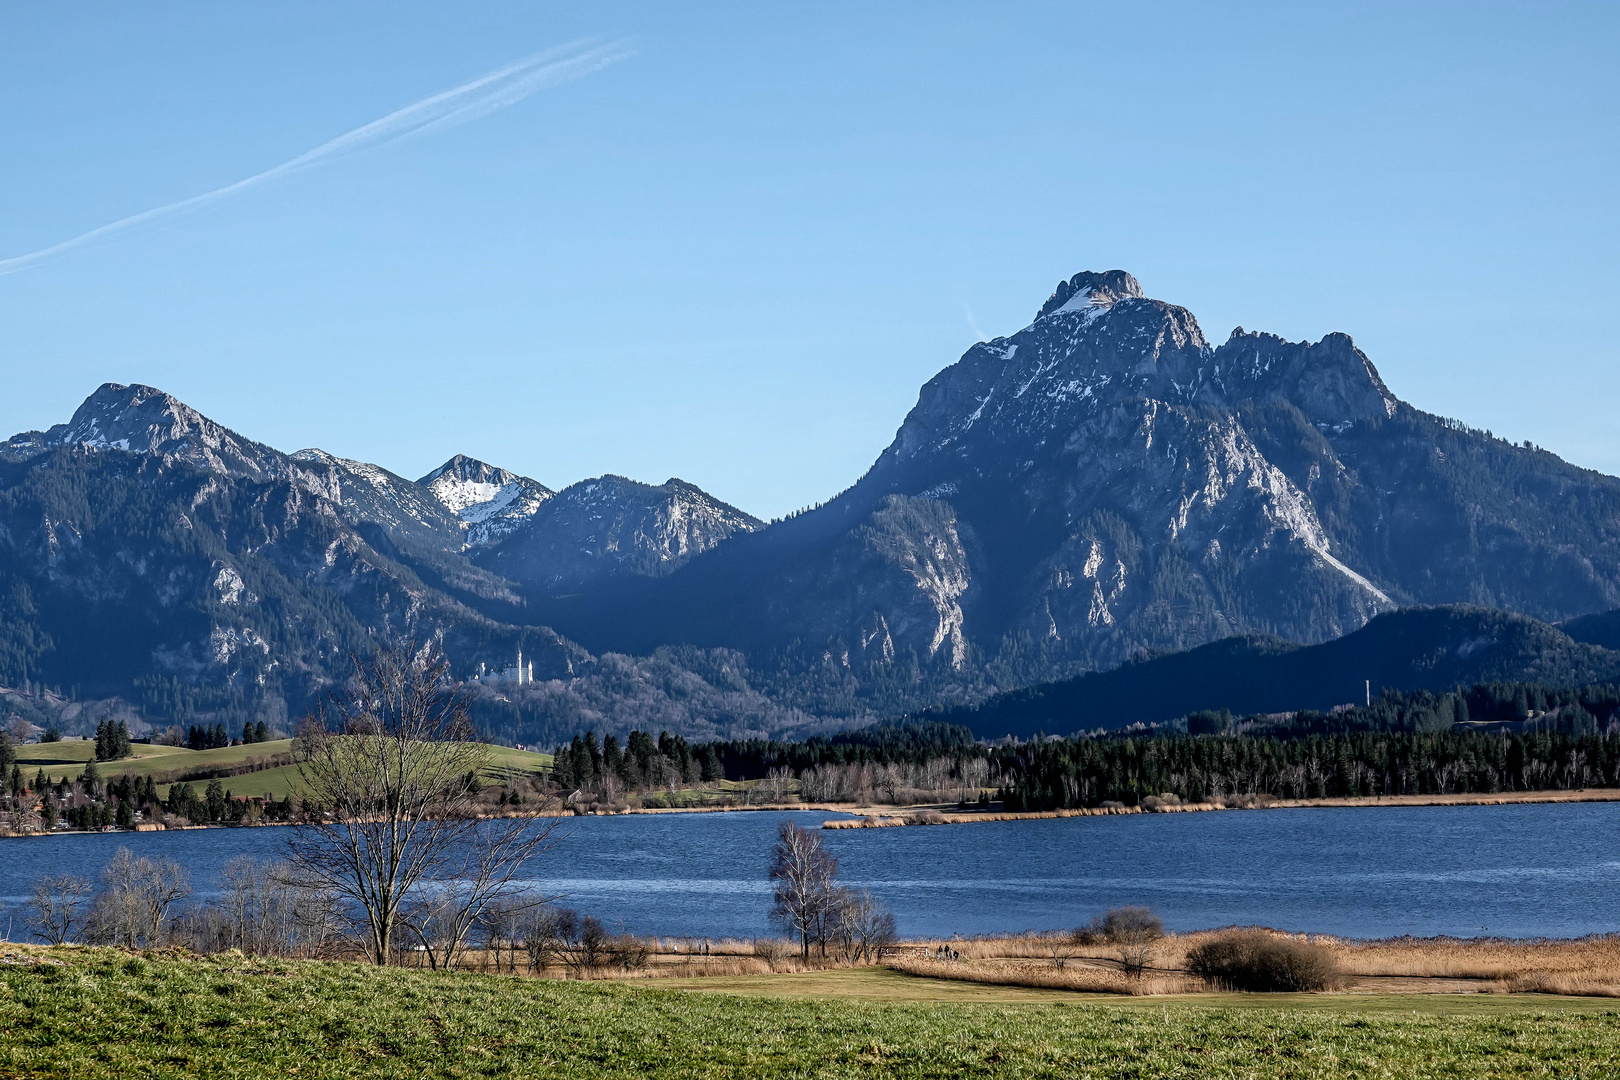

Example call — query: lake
[2,802,1617,940]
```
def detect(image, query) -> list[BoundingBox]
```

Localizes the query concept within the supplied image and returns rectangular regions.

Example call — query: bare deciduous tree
[285,643,559,966]
[516,902,572,973]
[558,912,610,975]
[769,821,839,958]
[86,848,190,948]
[211,856,343,957]
[27,874,92,945]
[832,888,897,962]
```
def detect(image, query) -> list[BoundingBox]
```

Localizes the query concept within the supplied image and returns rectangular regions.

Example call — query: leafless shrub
[1187,930,1342,992]
[203,856,342,958]
[752,937,790,963]
[605,934,652,971]
[559,913,610,974]
[26,874,92,945]
[516,902,573,973]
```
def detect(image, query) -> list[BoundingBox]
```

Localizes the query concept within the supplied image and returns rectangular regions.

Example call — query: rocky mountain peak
[1035,270,1144,320]
[477,473,763,591]
[12,382,288,481]
[418,454,553,547]
[421,453,519,489]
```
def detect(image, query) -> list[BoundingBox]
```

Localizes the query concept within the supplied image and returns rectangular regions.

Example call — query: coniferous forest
[549,680,1620,812]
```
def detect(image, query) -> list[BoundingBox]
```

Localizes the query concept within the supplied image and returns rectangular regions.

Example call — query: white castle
[474,648,533,685]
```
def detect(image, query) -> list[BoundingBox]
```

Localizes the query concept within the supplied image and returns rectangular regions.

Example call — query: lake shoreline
[7,786,1617,842]
[819,787,1620,828]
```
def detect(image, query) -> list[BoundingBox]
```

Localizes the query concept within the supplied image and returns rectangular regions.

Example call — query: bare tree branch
[285,642,560,965]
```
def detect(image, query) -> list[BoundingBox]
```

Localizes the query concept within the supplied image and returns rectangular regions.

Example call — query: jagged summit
[4,382,288,480]
[1035,270,1144,319]
[418,454,553,547]
[477,473,763,591]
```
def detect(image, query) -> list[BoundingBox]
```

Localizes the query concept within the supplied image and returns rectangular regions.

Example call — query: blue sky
[1,2,1615,518]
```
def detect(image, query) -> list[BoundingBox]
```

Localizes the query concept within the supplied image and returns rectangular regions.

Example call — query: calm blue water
[2,803,1617,940]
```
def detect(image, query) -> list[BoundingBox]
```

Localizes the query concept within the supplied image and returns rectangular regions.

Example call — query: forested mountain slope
[923,606,1620,739]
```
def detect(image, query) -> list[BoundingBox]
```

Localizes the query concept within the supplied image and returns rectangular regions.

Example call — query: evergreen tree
[32,767,47,795]
[603,734,626,783]
[551,743,576,789]
[205,778,227,822]
[583,731,603,778]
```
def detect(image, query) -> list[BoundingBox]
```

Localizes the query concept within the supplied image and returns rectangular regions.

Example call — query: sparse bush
[752,937,789,963]
[1078,906,1164,976]
[605,934,652,971]
[1187,930,1342,992]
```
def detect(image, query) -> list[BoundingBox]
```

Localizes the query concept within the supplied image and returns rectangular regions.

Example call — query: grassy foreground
[3,948,1619,1079]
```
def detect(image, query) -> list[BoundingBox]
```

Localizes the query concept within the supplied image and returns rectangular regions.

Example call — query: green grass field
[2,948,1618,1079]
[14,739,552,798]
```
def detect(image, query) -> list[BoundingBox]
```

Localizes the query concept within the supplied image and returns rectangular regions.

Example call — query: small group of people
[933,944,960,961]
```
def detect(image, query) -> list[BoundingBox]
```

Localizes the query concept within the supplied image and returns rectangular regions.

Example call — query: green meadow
[14,739,552,799]
[2,947,1617,1079]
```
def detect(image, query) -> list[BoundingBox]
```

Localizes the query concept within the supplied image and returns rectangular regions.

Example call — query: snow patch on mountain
[418,455,554,547]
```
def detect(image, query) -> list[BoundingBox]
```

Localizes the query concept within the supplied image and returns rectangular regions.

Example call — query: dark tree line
[549,721,983,793]
[994,730,1620,810]
[93,719,132,761]
[550,729,707,792]
[541,680,1620,812]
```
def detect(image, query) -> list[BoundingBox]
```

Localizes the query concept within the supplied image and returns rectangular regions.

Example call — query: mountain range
[3,269,1619,744]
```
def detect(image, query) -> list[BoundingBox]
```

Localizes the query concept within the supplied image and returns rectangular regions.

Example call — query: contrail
[0,40,633,276]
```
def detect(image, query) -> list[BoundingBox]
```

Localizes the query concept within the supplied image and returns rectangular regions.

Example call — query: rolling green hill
[15,738,551,798]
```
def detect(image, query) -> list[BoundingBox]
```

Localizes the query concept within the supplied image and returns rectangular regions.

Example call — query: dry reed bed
[430,931,1620,997]
[894,931,1620,997]
[889,956,1198,996]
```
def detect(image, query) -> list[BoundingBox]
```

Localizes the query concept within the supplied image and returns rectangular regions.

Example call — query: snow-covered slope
[419,454,553,547]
